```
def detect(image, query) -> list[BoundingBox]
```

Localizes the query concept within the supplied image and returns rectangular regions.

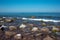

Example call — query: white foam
[22,18,60,22]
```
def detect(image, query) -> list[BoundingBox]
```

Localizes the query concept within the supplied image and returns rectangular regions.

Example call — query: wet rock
[31,16,35,19]
[12,17,17,20]
[40,20,44,23]
[2,17,6,19]
[1,25,7,28]
[42,23,47,26]
[22,21,28,24]
[0,25,7,31]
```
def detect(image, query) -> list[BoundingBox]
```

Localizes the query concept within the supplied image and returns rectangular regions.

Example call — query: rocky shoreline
[0,17,60,40]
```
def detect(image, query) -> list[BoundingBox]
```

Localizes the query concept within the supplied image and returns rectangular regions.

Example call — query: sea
[0,12,60,20]
[0,13,60,40]
[0,12,60,31]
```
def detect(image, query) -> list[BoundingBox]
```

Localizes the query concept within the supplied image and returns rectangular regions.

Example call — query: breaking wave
[22,18,60,22]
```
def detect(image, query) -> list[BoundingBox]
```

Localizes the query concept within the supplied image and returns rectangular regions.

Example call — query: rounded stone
[31,27,39,32]
[14,34,22,40]
[41,27,49,32]
[5,19,14,23]
[9,26,17,31]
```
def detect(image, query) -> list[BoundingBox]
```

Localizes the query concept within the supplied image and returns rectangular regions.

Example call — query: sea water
[0,12,60,20]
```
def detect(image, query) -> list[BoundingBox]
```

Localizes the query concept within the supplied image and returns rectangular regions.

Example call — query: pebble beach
[0,16,60,40]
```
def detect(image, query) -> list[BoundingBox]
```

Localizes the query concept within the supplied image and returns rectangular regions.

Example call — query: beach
[0,16,60,40]
[0,0,60,40]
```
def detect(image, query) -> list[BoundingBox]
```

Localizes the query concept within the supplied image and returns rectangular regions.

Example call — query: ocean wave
[22,18,60,22]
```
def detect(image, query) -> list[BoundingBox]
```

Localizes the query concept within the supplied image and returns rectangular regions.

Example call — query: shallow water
[0,13,60,19]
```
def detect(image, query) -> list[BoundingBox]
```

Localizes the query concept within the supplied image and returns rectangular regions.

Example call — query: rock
[0,18,3,21]
[31,16,35,19]
[9,26,17,31]
[31,27,39,32]
[0,25,7,31]
[40,20,44,22]
[22,21,28,24]
[43,35,54,40]
[36,33,41,36]
[0,21,4,23]
[1,25,7,28]
[19,24,26,29]
[52,27,59,32]
[23,33,34,40]
[41,27,49,32]
[42,23,47,26]
[27,24,34,27]
[12,17,17,20]
[14,34,22,40]
[5,19,14,23]
[2,17,6,19]
[5,31,16,38]
[56,32,60,35]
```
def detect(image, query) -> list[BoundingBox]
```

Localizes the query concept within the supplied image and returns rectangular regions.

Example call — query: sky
[0,0,60,12]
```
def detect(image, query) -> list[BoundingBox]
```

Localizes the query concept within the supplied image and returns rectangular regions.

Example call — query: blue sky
[0,0,60,12]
